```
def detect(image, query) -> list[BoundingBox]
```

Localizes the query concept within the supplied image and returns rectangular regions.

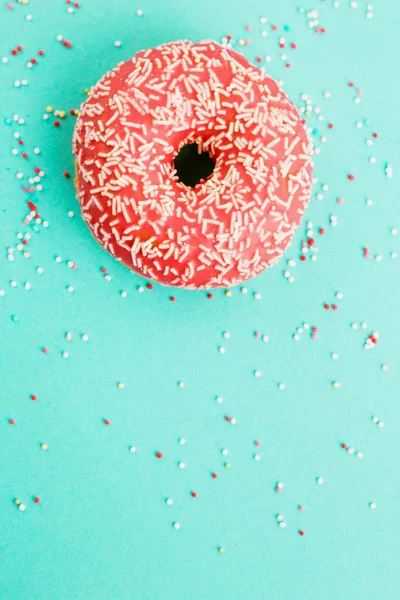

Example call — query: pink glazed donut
[73,40,313,289]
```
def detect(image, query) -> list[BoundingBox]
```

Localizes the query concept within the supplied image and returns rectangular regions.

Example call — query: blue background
[1,1,399,599]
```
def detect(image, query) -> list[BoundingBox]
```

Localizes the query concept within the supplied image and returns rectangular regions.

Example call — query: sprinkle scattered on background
[0,1,399,599]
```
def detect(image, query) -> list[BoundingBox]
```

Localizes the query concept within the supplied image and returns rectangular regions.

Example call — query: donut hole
[173,143,215,187]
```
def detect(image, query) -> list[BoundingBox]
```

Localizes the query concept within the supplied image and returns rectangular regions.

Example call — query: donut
[73,40,313,289]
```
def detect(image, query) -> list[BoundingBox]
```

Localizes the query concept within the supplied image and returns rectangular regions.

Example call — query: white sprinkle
[219,346,226,354]
[19,504,26,511]
[278,383,285,390]
[114,41,122,47]
[216,396,223,404]
[370,502,376,510]
[279,521,286,529]
[67,285,74,293]
[62,351,69,358]
[26,14,32,21]
[166,498,173,505]
[254,292,261,300]
[120,291,127,298]
[130,446,137,453]
[178,462,185,469]
[68,211,74,217]
[136,9,143,16]
[254,370,262,378]
[56,34,63,41]
[81,334,89,342]
[317,477,324,485]
[378,421,384,429]
[254,454,261,461]
[391,228,398,236]
[36,267,43,274]
[221,448,228,456]
[173,522,181,530]
[179,438,186,445]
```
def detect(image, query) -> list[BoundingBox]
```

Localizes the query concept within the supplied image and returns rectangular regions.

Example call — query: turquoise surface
[1,1,399,599]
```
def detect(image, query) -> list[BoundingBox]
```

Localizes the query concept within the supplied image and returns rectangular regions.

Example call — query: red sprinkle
[328,123,334,129]
[9,419,15,425]
[341,443,347,449]
[156,452,163,459]
[331,304,338,310]
[311,326,318,333]
[348,82,355,88]
[324,304,330,310]
[104,419,110,425]
[319,228,325,235]
[300,255,306,262]
[31,395,37,401]
[22,152,28,159]
[372,132,378,138]
[299,530,305,536]
[191,492,197,498]
[211,473,218,479]
[42,347,48,354]
[38,50,44,56]
[207,293,213,299]
[147,283,153,290]
[225,416,231,422]
[307,238,314,246]
[170,296,176,302]
[64,171,71,178]
[255,440,261,447]
[54,120,60,127]
[34,497,40,504]
[348,174,355,181]
[291,42,297,49]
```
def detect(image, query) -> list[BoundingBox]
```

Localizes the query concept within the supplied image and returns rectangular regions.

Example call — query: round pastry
[73,40,313,289]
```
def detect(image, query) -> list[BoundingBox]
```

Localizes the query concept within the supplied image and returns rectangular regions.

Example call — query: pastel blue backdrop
[1,1,399,599]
